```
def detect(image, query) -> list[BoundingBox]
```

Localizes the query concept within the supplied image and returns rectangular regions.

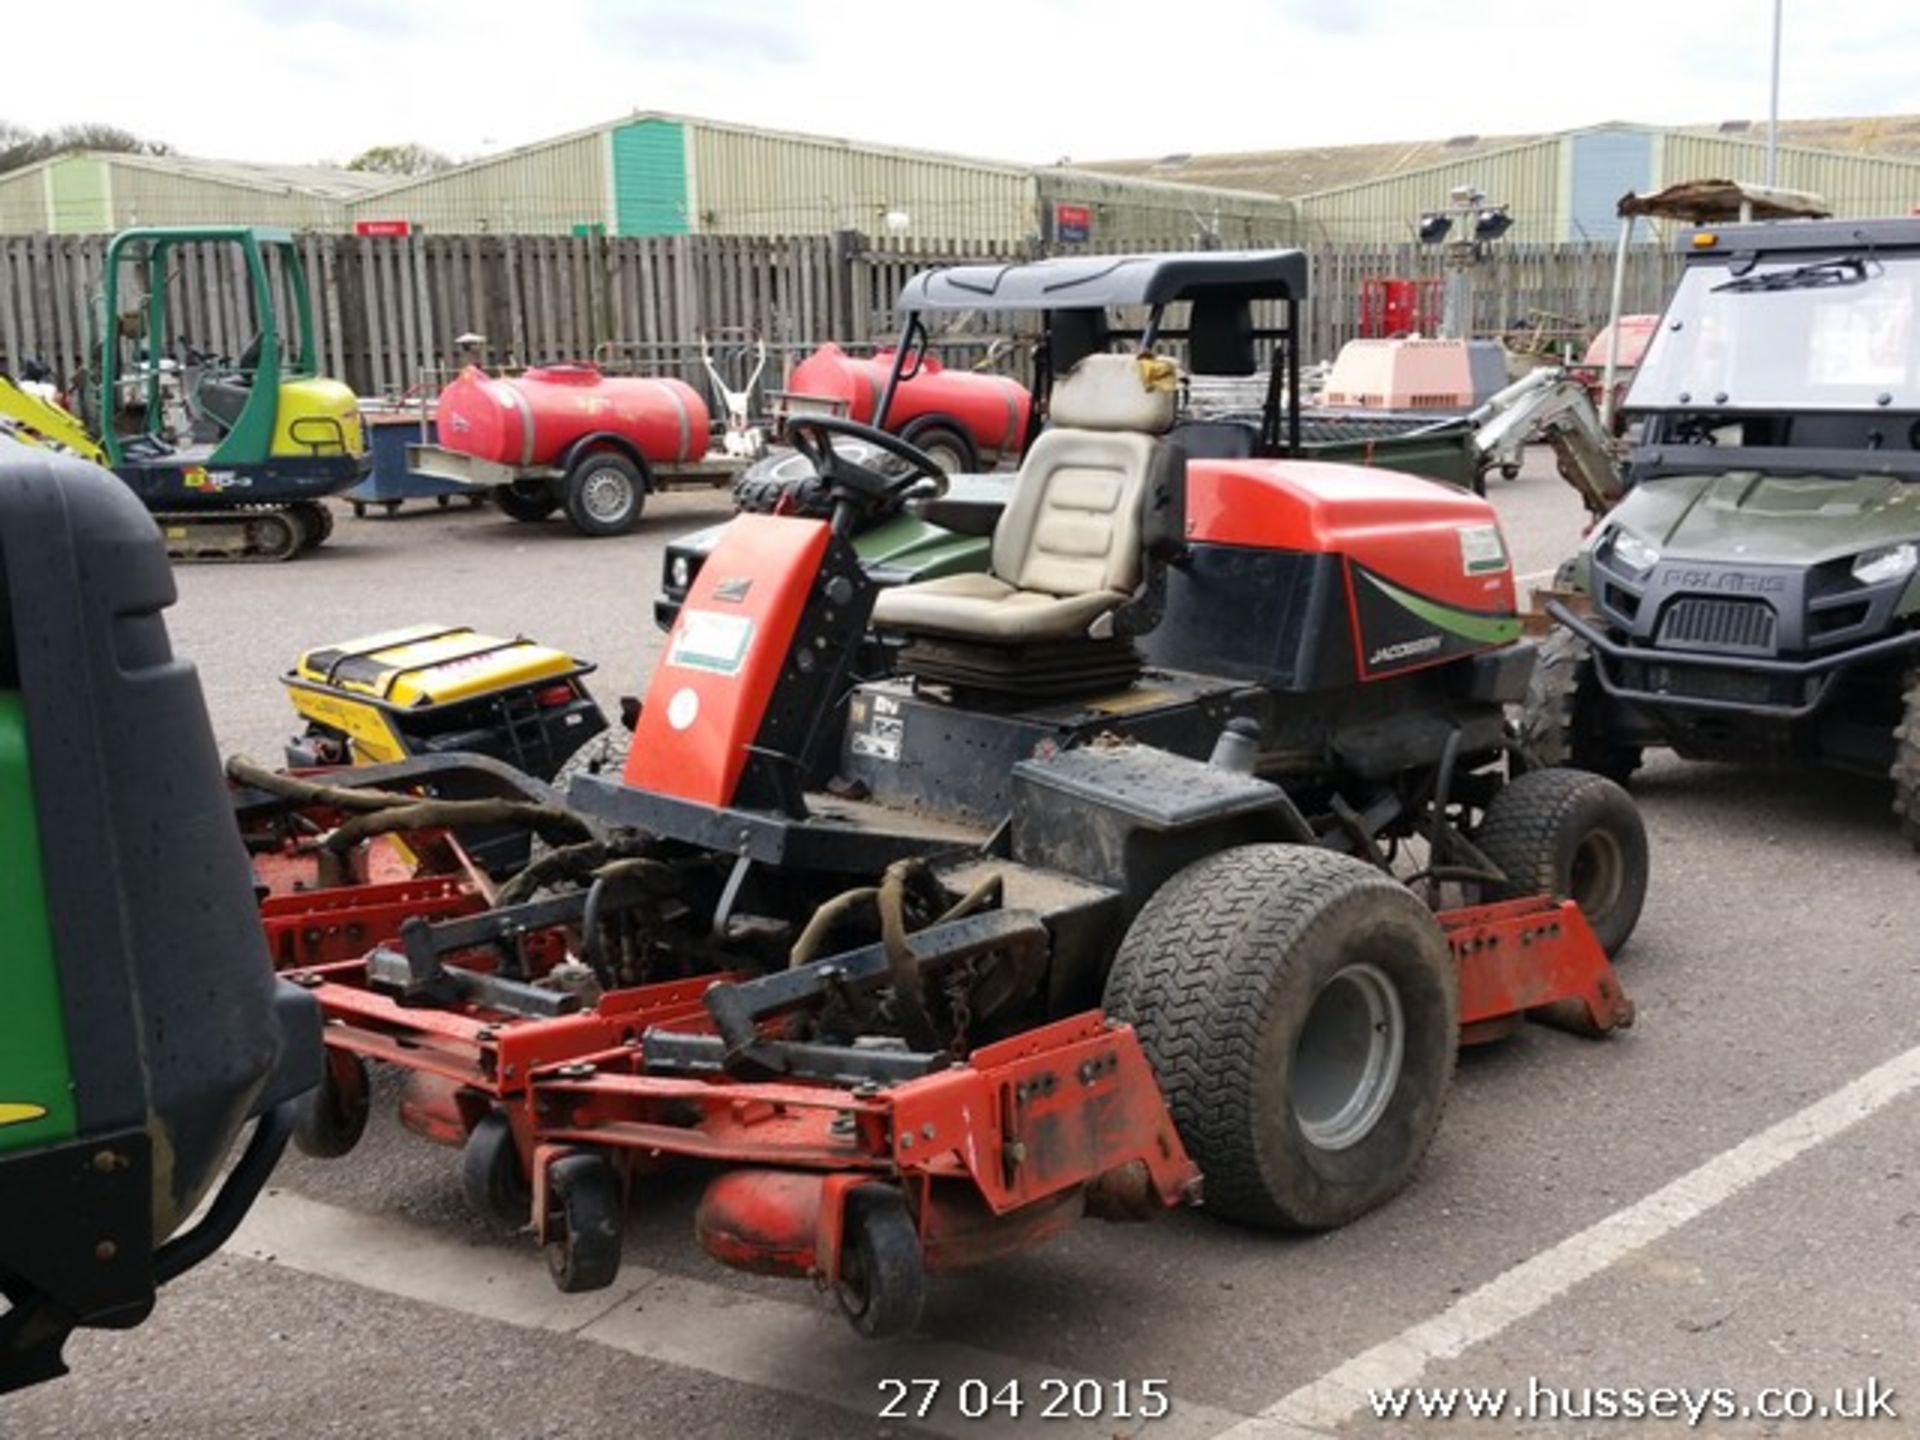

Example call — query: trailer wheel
[462,1111,530,1227]
[1518,627,1640,783]
[1105,846,1457,1231]
[563,451,646,537]
[834,1186,925,1339]
[1475,767,1648,956]
[292,1050,371,1159]
[493,480,559,523]
[1895,671,1920,852]
[900,420,976,475]
[544,1153,624,1293]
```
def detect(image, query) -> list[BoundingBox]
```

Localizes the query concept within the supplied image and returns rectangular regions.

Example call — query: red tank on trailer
[785,343,1030,463]
[436,364,710,469]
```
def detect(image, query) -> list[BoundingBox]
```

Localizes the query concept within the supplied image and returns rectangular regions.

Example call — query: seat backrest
[992,353,1179,598]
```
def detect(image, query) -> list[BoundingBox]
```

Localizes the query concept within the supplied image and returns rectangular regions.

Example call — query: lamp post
[1418,188,1513,339]
[1766,0,1783,186]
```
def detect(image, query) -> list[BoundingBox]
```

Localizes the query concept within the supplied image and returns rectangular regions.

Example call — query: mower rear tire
[494,480,560,523]
[1105,846,1458,1231]
[462,1111,530,1227]
[562,451,646,537]
[834,1186,925,1339]
[1518,627,1641,784]
[292,1049,371,1159]
[544,1153,624,1293]
[1893,671,1920,851]
[900,419,977,475]
[1475,767,1647,956]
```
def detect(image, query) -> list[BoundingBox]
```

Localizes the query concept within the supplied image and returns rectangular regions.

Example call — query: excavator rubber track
[152,500,334,563]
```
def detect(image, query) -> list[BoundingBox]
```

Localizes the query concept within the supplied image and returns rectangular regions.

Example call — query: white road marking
[1214,1043,1920,1439]
[230,1190,1244,1440]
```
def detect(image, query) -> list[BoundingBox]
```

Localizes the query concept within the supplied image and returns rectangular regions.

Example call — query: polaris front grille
[1656,597,1778,655]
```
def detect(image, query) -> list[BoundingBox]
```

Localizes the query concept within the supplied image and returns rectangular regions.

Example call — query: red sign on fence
[354,220,412,237]
[1054,203,1092,243]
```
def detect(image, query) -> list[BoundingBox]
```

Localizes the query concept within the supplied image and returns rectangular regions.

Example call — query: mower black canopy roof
[896,249,1309,312]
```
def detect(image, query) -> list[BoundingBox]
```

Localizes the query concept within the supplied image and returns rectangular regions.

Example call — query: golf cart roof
[896,249,1309,312]
[1616,180,1830,225]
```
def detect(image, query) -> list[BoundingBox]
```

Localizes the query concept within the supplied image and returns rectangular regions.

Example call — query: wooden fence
[0,231,1684,399]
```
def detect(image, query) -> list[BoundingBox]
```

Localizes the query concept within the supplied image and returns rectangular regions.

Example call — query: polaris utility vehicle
[1527,218,1920,844]
[259,252,1648,1335]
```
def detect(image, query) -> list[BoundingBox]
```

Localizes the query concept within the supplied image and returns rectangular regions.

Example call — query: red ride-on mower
[244,251,1646,1337]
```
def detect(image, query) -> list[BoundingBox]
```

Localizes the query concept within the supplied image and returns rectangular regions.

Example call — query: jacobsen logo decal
[1369,635,1443,666]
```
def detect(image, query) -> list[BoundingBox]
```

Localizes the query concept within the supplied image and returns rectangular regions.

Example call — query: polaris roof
[897,249,1309,311]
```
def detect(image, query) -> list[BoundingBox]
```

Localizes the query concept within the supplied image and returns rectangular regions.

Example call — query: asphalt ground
[11,453,1920,1439]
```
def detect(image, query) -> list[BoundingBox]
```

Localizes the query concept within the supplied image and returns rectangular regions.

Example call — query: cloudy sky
[11,0,1918,167]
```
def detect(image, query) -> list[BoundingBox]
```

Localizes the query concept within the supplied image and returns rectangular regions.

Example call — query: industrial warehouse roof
[348,109,1294,206]
[1085,115,1920,198]
[0,150,389,199]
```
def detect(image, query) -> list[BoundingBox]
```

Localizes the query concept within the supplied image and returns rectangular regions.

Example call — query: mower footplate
[1442,897,1634,1040]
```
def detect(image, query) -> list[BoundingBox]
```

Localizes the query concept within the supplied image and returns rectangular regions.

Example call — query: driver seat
[872,352,1184,646]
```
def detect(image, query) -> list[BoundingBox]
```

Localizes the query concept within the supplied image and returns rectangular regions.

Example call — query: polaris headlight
[1851,542,1918,587]
[1609,528,1661,575]
[669,554,692,590]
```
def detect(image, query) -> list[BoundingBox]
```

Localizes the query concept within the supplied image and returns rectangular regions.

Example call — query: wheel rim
[1291,962,1405,1151]
[1568,826,1625,920]
[925,441,964,473]
[579,467,634,523]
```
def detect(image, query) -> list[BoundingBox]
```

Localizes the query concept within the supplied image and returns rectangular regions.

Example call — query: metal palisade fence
[0,230,1685,399]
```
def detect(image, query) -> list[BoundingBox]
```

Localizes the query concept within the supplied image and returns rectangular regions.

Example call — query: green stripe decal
[1361,572,1523,646]
[0,692,77,1153]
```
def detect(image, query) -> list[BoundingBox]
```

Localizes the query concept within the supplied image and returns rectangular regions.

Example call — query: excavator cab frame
[96,226,316,469]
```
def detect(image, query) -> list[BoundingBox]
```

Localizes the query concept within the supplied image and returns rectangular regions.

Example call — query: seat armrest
[911,495,1005,537]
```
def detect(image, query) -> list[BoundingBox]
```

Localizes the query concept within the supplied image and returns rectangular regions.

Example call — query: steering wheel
[783,415,949,520]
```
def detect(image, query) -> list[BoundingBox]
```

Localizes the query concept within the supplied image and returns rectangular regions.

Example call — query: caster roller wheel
[462,1111,530,1227]
[351,502,367,519]
[834,1186,924,1339]
[544,1153,623,1293]
[293,1049,371,1159]
[436,495,452,509]
[382,500,403,516]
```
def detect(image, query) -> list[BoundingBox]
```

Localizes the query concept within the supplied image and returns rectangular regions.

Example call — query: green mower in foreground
[0,439,319,1392]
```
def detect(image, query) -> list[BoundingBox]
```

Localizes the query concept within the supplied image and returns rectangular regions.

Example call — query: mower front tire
[1105,846,1458,1232]
[562,451,647,537]
[493,480,560,523]
[834,1185,925,1339]
[463,1111,531,1227]
[544,1153,624,1293]
[1475,767,1648,956]
[292,1049,371,1160]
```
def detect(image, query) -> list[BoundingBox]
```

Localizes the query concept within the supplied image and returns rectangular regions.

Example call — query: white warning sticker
[668,609,755,676]
[1459,524,1509,575]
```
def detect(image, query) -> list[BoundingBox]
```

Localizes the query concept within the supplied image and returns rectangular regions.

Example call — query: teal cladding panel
[612,120,689,236]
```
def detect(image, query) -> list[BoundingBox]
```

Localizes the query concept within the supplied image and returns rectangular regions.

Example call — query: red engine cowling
[785,344,1030,460]
[1184,459,1521,683]
[436,364,710,468]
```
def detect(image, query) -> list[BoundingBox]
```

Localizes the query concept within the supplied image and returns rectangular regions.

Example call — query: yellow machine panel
[271,378,366,459]
[290,625,580,708]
